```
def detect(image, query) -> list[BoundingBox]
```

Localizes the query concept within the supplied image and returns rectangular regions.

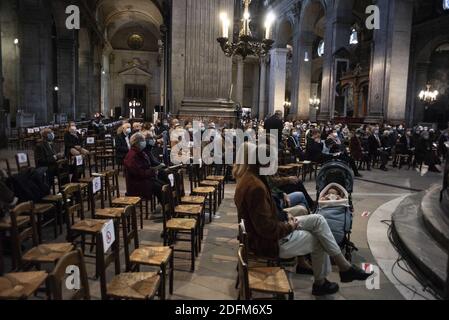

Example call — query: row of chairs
[0,162,228,299]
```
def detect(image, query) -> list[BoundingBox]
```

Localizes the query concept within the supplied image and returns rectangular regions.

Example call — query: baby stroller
[315,159,358,261]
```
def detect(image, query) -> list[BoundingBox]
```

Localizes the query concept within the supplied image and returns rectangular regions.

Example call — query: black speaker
[3,99,10,113]
[115,107,122,119]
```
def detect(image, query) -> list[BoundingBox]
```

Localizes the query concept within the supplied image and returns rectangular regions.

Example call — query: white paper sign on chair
[168,173,175,187]
[101,220,115,253]
[92,176,101,194]
[27,129,34,134]
[86,137,95,145]
[75,155,83,166]
[17,153,28,164]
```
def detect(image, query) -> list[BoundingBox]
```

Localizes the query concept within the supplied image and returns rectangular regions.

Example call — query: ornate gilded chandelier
[419,84,439,104]
[217,0,275,60]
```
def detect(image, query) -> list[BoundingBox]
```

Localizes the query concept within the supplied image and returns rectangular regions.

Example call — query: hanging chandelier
[419,84,439,104]
[217,0,275,60]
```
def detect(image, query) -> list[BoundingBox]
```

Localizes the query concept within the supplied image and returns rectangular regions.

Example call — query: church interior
[0,0,448,302]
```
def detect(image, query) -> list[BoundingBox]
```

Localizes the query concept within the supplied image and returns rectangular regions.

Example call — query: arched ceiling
[95,0,164,50]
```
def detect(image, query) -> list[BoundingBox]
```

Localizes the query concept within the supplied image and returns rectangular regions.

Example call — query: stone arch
[275,18,294,48]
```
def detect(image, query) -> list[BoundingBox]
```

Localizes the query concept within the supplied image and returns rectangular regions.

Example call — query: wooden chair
[104,169,144,229]
[0,158,12,177]
[4,202,73,271]
[129,245,174,300]
[237,245,294,300]
[48,249,90,300]
[205,166,226,202]
[96,205,139,273]
[93,225,162,300]
[0,271,48,299]
[188,164,217,223]
[61,185,105,251]
[161,185,198,272]
[15,152,31,172]
[172,170,205,242]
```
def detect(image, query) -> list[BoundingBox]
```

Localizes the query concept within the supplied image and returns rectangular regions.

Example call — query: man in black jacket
[264,110,284,148]
[367,128,388,171]
[34,128,64,185]
[115,123,132,166]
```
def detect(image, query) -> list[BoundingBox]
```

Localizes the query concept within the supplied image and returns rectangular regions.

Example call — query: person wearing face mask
[35,128,64,185]
[123,132,163,203]
[115,123,132,167]
[396,129,415,167]
[416,131,441,173]
[367,126,389,171]
[64,122,89,158]
[287,129,305,161]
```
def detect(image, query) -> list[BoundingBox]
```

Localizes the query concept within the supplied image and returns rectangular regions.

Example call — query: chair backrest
[104,169,120,206]
[175,169,186,198]
[90,175,105,215]
[15,152,31,172]
[237,245,250,300]
[56,159,70,191]
[122,205,139,271]
[161,184,174,225]
[48,249,90,300]
[62,184,85,232]
[0,158,11,177]
[238,219,250,263]
[10,201,39,268]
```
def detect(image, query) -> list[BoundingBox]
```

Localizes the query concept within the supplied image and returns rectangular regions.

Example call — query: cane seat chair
[237,244,294,300]
[6,202,73,270]
[0,271,48,300]
[48,249,90,300]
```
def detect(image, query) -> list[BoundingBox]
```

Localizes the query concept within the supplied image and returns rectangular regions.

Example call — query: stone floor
[0,147,443,300]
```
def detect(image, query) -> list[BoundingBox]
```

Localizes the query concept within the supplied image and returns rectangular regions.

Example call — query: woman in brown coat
[233,142,372,296]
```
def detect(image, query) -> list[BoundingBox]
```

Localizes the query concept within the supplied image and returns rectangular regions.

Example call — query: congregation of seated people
[0,110,446,300]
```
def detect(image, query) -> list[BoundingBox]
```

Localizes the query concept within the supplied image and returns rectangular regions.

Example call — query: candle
[264,12,275,40]
[220,12,229,38]
[223,18,229,38]
[265,26,270,40]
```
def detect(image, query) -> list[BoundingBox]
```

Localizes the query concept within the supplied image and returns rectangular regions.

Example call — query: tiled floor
[0,147,443,299]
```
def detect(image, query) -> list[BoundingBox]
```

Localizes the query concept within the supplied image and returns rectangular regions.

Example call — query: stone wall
[110,50,161,118]
[170,0,235,118]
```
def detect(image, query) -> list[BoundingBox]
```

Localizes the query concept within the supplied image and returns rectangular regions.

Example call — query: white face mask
[125,128,131,135]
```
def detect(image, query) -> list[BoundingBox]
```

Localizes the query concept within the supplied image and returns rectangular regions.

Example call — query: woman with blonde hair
[234,142,372,296]
[115,122,132,166]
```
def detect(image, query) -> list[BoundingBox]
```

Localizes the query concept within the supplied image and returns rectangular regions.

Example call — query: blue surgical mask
[139,141,147,150]
[147,139,156,147]
[47,133,55,141]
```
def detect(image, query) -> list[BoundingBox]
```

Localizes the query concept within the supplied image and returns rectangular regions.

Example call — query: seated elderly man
[124,132,165,203]
[35,128,65,185]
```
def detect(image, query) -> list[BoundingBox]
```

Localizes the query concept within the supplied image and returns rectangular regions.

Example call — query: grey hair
[130,132,145,147]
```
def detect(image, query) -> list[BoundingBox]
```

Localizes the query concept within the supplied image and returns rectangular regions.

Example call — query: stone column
[319,10,352,122]
[268,48,288,115]
[310,82,318,122]
[56,36,77,120]
[259,57,267,120]
[252,62,260,117]
[172,0,235,119]
[385,0,413,123]
[235,57,244,105]
[367,0,413,123]
[296,39,314,120]
[0,20,5,146]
